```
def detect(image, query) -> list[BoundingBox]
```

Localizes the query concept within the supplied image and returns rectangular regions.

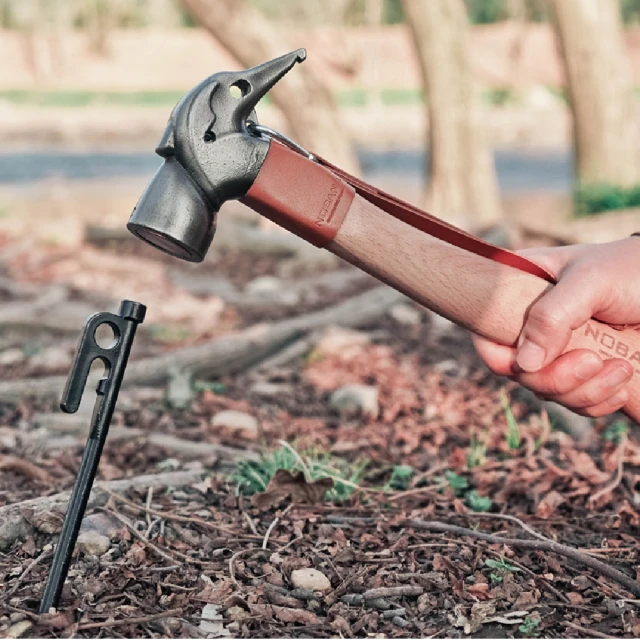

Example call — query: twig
[107,491,263,541]
[77,608,183,631]
[0,470,207,550]
[145,487,153,529]
[100,508,183,566]
[0,456,51,483]
[408,519,640,597]
[3,550,52,599]
[229,548,254,590]
[589,433,627,505]
[262,505,292,550]
[242,511,259,536]
[363,586,423,599]
[564,621,612,639]
[461,512,551,542]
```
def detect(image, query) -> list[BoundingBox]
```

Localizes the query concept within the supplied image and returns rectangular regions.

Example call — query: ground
[0,219,639,639]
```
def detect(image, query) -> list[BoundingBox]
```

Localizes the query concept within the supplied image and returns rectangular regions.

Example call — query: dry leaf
[252,469,334,509]
[536,490,566,519]
[565,451,610,485]
[273,605,320,625]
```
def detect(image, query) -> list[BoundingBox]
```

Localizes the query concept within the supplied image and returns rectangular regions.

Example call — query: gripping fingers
[540,359,633,411]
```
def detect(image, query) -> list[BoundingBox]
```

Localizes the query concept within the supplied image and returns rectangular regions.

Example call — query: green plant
[445,470,469,496]
[232,442,367,502]
[573,181,640,217]
[485,557,521,573]
[501,388,521,451]
[465,490,492,512]
[603,420,630,444]
[194,380,226,395]
[384,465,414,491]
[467,435,487,468]
[489,572,503,584]
[518,616,540,635]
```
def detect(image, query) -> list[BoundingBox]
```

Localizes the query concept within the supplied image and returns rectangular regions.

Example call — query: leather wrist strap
[241,140,556,284]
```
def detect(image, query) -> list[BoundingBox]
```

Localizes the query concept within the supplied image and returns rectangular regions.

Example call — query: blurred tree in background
[549,0,640,214]
[178,0,360,174]
[402,0,503,230]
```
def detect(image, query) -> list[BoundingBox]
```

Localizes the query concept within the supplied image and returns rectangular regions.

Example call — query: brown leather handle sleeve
[329,194,640,423]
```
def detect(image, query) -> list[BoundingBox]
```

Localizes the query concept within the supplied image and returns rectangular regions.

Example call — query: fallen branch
[27,417,257,465]
[408,519,640,598]
[0,469,206,550]
[76,608,183,632]
[0,285,405,401]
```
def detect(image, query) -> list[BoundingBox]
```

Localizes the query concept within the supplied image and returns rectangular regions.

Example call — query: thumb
[517,266,605,372]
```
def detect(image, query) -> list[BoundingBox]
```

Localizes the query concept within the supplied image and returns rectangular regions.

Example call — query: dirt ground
[0,210,638,639]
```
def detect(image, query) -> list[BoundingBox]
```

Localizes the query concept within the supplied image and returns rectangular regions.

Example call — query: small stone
[211,410,258,433]
[0,349,24,366]
[80,512,122,540]
[315,326,370,357]
[199,603,231,637]
[5,620,33,638]
[330,384,379,418]
[433,359,463,377]
[249,382,293,398]
[291,568,331,593]
[246,276,283,294]
[166,367,194,410]
[76,530,110,556]
[389,303,421,326]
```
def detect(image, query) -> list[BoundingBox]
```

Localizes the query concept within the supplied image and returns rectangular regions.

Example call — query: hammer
[127,50,640,423]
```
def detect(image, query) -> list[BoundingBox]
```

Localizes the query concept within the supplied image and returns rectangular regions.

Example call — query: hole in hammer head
[229,79,251,99]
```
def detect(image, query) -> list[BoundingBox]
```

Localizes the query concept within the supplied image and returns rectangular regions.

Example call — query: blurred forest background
[2,3,640,637]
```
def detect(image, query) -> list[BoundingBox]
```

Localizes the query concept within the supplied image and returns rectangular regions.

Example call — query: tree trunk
[401,0,503,230]
[179,0,360,175]
[549,0,640,187]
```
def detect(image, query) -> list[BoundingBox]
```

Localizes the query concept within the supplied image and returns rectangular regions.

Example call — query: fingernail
[606,365,633,388]
[573,355,602,381]
[608,388,629,407]
[516,340,546,372]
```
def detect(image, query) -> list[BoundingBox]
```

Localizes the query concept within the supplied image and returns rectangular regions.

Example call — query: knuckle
[527,303,567,335]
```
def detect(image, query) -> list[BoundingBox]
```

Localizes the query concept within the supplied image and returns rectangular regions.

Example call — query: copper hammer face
[127,49,306,262]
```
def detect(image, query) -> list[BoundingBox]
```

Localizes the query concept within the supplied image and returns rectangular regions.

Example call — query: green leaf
[485,557,521,573]
[604,421,629,444]
[465,490,492,512]
[489,572,503,584]
[445,470,469,495]
[518,616,540,635]
[501,388,521,451]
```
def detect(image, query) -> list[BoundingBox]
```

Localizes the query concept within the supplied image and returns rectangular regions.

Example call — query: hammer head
[127,49,306,262]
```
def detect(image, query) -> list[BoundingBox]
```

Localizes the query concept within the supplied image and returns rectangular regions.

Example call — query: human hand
[472,237,640,417]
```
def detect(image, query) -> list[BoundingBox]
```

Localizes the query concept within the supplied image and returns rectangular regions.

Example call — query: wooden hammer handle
[328,194,640,422]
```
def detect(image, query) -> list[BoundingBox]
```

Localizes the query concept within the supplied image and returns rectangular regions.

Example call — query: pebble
[5,620,33,638]
[290,568,332,593]
[389,303,422,326]
[80,512,122,539]
[315,326,370,357]
[211,410,259,433]
[199,603,231,637]
[166,368,194,410]
[429,312,456,336]
[329,384,379,418]
[0,348,24,366]
[76,530,110,556]
[246,276,283,294]
[249,382,293,398]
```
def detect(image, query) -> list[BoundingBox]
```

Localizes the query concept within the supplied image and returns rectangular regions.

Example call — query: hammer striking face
[127,49,306,262]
